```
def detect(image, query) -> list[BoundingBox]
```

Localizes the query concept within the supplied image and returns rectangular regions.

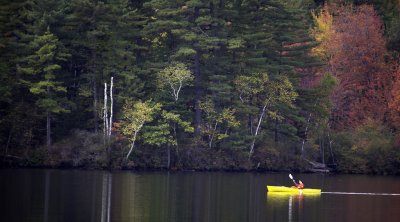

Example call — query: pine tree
[110,0,147,103]
[143,0,230,135]
[268,1,324,144]
[4,0,70,149]
[61,0,114,133]
[0,0,26,151]
[18,28,70,147]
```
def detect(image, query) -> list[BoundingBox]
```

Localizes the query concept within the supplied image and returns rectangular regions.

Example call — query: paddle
[289,174,297,186]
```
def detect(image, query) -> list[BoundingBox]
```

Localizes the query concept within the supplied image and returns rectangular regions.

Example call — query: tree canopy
[1,0,400,174]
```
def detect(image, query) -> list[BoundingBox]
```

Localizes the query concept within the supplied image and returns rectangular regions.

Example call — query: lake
[1,169,400,222]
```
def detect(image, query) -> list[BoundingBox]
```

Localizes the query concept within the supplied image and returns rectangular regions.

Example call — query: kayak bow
[266,185,321,195]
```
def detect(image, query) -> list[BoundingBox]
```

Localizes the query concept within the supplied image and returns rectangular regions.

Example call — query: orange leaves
[388,64,400,128]
[317,3,391,130]
[328,5,386,79]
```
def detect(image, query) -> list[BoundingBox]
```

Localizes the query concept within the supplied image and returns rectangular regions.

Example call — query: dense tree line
[0,0,400,174]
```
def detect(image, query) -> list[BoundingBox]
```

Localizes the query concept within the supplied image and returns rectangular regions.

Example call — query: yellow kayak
[266,185,321,195]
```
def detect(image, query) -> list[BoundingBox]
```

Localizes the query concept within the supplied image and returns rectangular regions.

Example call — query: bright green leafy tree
[142,110,194,168]
[157,62,194,101]
[235,72,298,157]
[199,96,240,149]
[121,100,161,160]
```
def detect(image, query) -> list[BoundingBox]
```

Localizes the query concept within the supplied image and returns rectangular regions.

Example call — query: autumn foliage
[315,4,392,130]
[311,5,334,60]
[389,64,400,128]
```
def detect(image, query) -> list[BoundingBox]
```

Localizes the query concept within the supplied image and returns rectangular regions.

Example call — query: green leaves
[121,99,193,150]
[0,0,348,166]
[157,62,193,101]
[120,100,162,159]
[235,72,297,108]
[142,123,173,146]
[174,47,196,57]
[227,38,245,50]
[142,110,194,147]
[160,111,194,133]
[43,64,61,73]
[14,24,72,130]
[199,96,240,148]
[120,100,161,141]
[36,98,69,113]
[235,72,270,102]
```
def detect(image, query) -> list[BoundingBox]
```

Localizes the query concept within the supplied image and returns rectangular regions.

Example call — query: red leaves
[388,64,400,128]
[324,4,391,130]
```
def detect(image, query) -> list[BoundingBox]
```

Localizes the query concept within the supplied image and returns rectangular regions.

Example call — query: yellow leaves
[274,77,298,105]
[310,5,334,60]
[234,72,269,102]
[158,62,192,83]
[150,32,168,46]
[158,62,193,101]
[311,9,333,41]
[221,108,240,129]
[120,100,161,140]
[235,72,297,108]
[160,32,168,38]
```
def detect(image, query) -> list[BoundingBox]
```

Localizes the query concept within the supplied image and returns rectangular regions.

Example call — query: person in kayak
[292,180,304,189]
[289,174,304,189]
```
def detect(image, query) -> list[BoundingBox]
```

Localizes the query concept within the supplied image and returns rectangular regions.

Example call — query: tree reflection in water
[266,193,320,222]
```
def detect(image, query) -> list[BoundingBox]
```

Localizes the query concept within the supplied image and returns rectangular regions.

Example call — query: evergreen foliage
[1,0,399,174]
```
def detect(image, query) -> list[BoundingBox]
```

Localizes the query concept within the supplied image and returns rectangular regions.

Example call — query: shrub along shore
[2,124,400,175]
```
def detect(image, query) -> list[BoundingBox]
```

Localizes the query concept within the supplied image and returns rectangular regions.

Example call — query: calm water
[1,169,400,222]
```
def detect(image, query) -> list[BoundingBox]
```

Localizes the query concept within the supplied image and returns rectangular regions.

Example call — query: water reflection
[101,173,112,222]
[110,172,267,222]
[2,170,400,222]
[44,171,50,222]
[266,193,321,222]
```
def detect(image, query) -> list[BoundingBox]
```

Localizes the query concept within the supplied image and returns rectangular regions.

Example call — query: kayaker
[292,180,304,189]
[289,174,304,189]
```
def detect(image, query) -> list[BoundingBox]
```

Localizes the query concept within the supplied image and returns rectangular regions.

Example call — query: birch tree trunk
[108,77,113,139]
[126,132,137,160]
[103,77,114,146]
[209,121,218,149]
[104,82,108,144]
[328,128,335,164]
[249,104,267,157]
[301,112,312,156]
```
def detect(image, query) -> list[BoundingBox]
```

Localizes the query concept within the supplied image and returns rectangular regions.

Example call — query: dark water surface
[1,169,400,222]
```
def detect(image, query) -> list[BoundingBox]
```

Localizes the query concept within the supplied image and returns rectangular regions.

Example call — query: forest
[1,0,400,174]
